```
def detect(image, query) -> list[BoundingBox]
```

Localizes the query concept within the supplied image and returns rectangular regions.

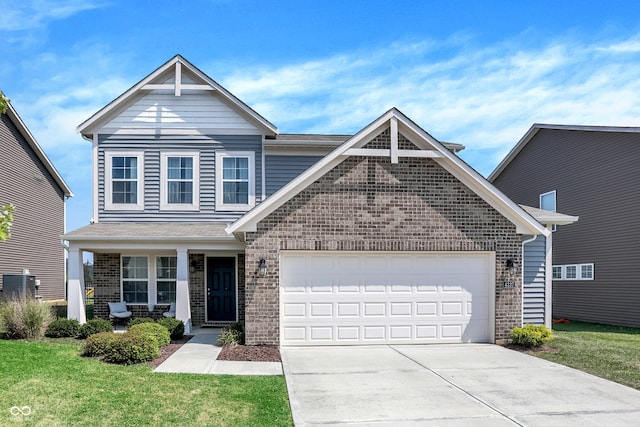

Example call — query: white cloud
[0,0,104,31]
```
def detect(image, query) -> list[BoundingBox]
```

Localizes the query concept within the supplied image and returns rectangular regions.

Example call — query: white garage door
[280,252,494,346]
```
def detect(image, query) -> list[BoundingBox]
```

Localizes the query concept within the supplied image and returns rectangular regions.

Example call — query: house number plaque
[502,281,516,289]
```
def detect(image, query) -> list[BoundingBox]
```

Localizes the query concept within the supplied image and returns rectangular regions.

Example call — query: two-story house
[490,124,639,328]
[1,101,73,300]
[64,55,576,346]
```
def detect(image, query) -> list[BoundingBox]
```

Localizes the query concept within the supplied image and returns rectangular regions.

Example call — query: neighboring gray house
[0,101,73,300]
[490,124,638,328]
[64,55,575,345]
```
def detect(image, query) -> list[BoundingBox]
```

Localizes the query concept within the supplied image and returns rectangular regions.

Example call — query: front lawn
[0,339,292,426]
[526,321,640,390]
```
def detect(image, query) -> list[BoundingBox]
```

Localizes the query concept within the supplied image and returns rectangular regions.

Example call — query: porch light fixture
[258,258,267,276]
[506,259,516,275]
[190,259,198,273]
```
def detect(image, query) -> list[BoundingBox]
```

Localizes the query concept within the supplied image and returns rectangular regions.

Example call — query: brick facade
[244,129,522,345]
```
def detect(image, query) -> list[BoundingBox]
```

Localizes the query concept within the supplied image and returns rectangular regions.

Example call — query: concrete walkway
[153,327,282,375]
[282,344,640,426]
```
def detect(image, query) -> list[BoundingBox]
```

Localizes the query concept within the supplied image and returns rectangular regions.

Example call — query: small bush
[78,319,113,339]
[217,322,244,346]
[127,317,155,327]
[46,318,81,338]
[510,324,553,347]
[84,331,119,357]
[157,317,185,340]
[105,333,159,365]
[0,297,55,339]
[128,322,170,348]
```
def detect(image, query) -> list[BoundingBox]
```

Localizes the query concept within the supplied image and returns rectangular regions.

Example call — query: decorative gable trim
[77,55,278,138]
[227,108,549,237]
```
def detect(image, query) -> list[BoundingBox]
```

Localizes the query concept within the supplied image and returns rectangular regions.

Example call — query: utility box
[2,274,37,300]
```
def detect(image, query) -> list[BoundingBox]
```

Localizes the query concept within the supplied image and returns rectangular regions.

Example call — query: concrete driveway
[281,344,640,426]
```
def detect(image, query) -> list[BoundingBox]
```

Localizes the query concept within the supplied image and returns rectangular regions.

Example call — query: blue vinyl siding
[265,155,322,196]
[523,235,546,325]
[98,134,262,222]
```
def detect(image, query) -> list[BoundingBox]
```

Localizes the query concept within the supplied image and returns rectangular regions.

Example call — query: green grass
[0,339,293,426]
[526,321,640,390]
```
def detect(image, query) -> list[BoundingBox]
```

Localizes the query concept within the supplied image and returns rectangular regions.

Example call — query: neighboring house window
[540,190,557,232]
[105,152,144,210]
[215,151,255,211]
[160,152,199,210]
[122,256,148,303]
[156,256,177,303]
[552,263,594,280]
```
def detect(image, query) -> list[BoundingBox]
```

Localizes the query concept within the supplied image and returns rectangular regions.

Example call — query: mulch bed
[504,344,557,354]
[148,337,281,369]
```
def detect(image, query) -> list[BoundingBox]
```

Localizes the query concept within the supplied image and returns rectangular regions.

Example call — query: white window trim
[552,263,595,281]
[160,152,200,211]
[540,190,557,232]
[155,255,177,304]
[105,151,144,211]
[215,150,255,211]
[121,254,178,306]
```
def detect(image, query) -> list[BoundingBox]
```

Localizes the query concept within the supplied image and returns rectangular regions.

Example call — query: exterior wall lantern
[190,259,198,273]
[506,259,517,275]
[258,258,267,276]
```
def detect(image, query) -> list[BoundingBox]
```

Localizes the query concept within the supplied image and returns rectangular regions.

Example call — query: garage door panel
[280,252,493,346]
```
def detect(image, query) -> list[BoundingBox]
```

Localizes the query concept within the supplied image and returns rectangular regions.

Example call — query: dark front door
[207,257,236,322]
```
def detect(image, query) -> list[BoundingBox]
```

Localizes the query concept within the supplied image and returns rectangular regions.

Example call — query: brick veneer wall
[190,254,205,326]
[244,130,522,345]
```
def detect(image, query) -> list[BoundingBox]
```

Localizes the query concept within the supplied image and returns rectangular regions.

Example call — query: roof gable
[77,55,278,138]
[3,103,73,197]
[228,108,548,236]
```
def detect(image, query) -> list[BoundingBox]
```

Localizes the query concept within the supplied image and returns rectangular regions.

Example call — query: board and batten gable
[0,113,66,300]
[493,127,640,327]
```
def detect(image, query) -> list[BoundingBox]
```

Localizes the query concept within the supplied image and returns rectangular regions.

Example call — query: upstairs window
[552,263,594,280]
[161,153,199,210]
[216,151,255,211]
[540,190,557,231]
[106,152,144,210]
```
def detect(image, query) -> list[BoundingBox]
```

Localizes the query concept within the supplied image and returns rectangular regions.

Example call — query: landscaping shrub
[83,331,119,357]
[510,324,553,347]
[217,322,244,346]
[157,317,185,340]
[45,318,81,338]
[0,297,54,339]
[105,332,159,365]
[128,322,170,348]
[78,319,113,339]
[127,317,155,327]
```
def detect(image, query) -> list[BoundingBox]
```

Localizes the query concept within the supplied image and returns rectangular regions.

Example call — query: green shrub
[157,317,185,340]
[217,322,244,346]
[0,297,55,339]
[84,331,119,357]
[127,317,155,327]
[78,319,113,339]
[510,324,553,347]
[128,322,170,348]
[105,332,159,364]
[45,318,81,338]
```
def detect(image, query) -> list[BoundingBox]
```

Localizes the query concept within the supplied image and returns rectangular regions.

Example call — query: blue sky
[3,0,640,232]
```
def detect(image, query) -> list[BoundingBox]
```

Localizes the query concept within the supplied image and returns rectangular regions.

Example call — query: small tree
[0,204,14,242]
[0,90,9,115]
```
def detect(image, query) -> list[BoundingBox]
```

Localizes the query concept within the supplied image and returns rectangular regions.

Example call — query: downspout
[521,235,538,327]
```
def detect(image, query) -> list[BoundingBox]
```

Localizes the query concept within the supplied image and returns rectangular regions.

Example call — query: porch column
[545,226,553,328]
[67,245,86,324]
[175,248,192,333]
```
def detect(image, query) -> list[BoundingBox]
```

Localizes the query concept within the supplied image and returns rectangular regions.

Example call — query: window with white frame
[160,153,199,210]
[540,190,557,232]
[215,151,255,211]
[122,256,149,303]
[106,152,144,210]
[552,263,594,280]
[156,256,177,303]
